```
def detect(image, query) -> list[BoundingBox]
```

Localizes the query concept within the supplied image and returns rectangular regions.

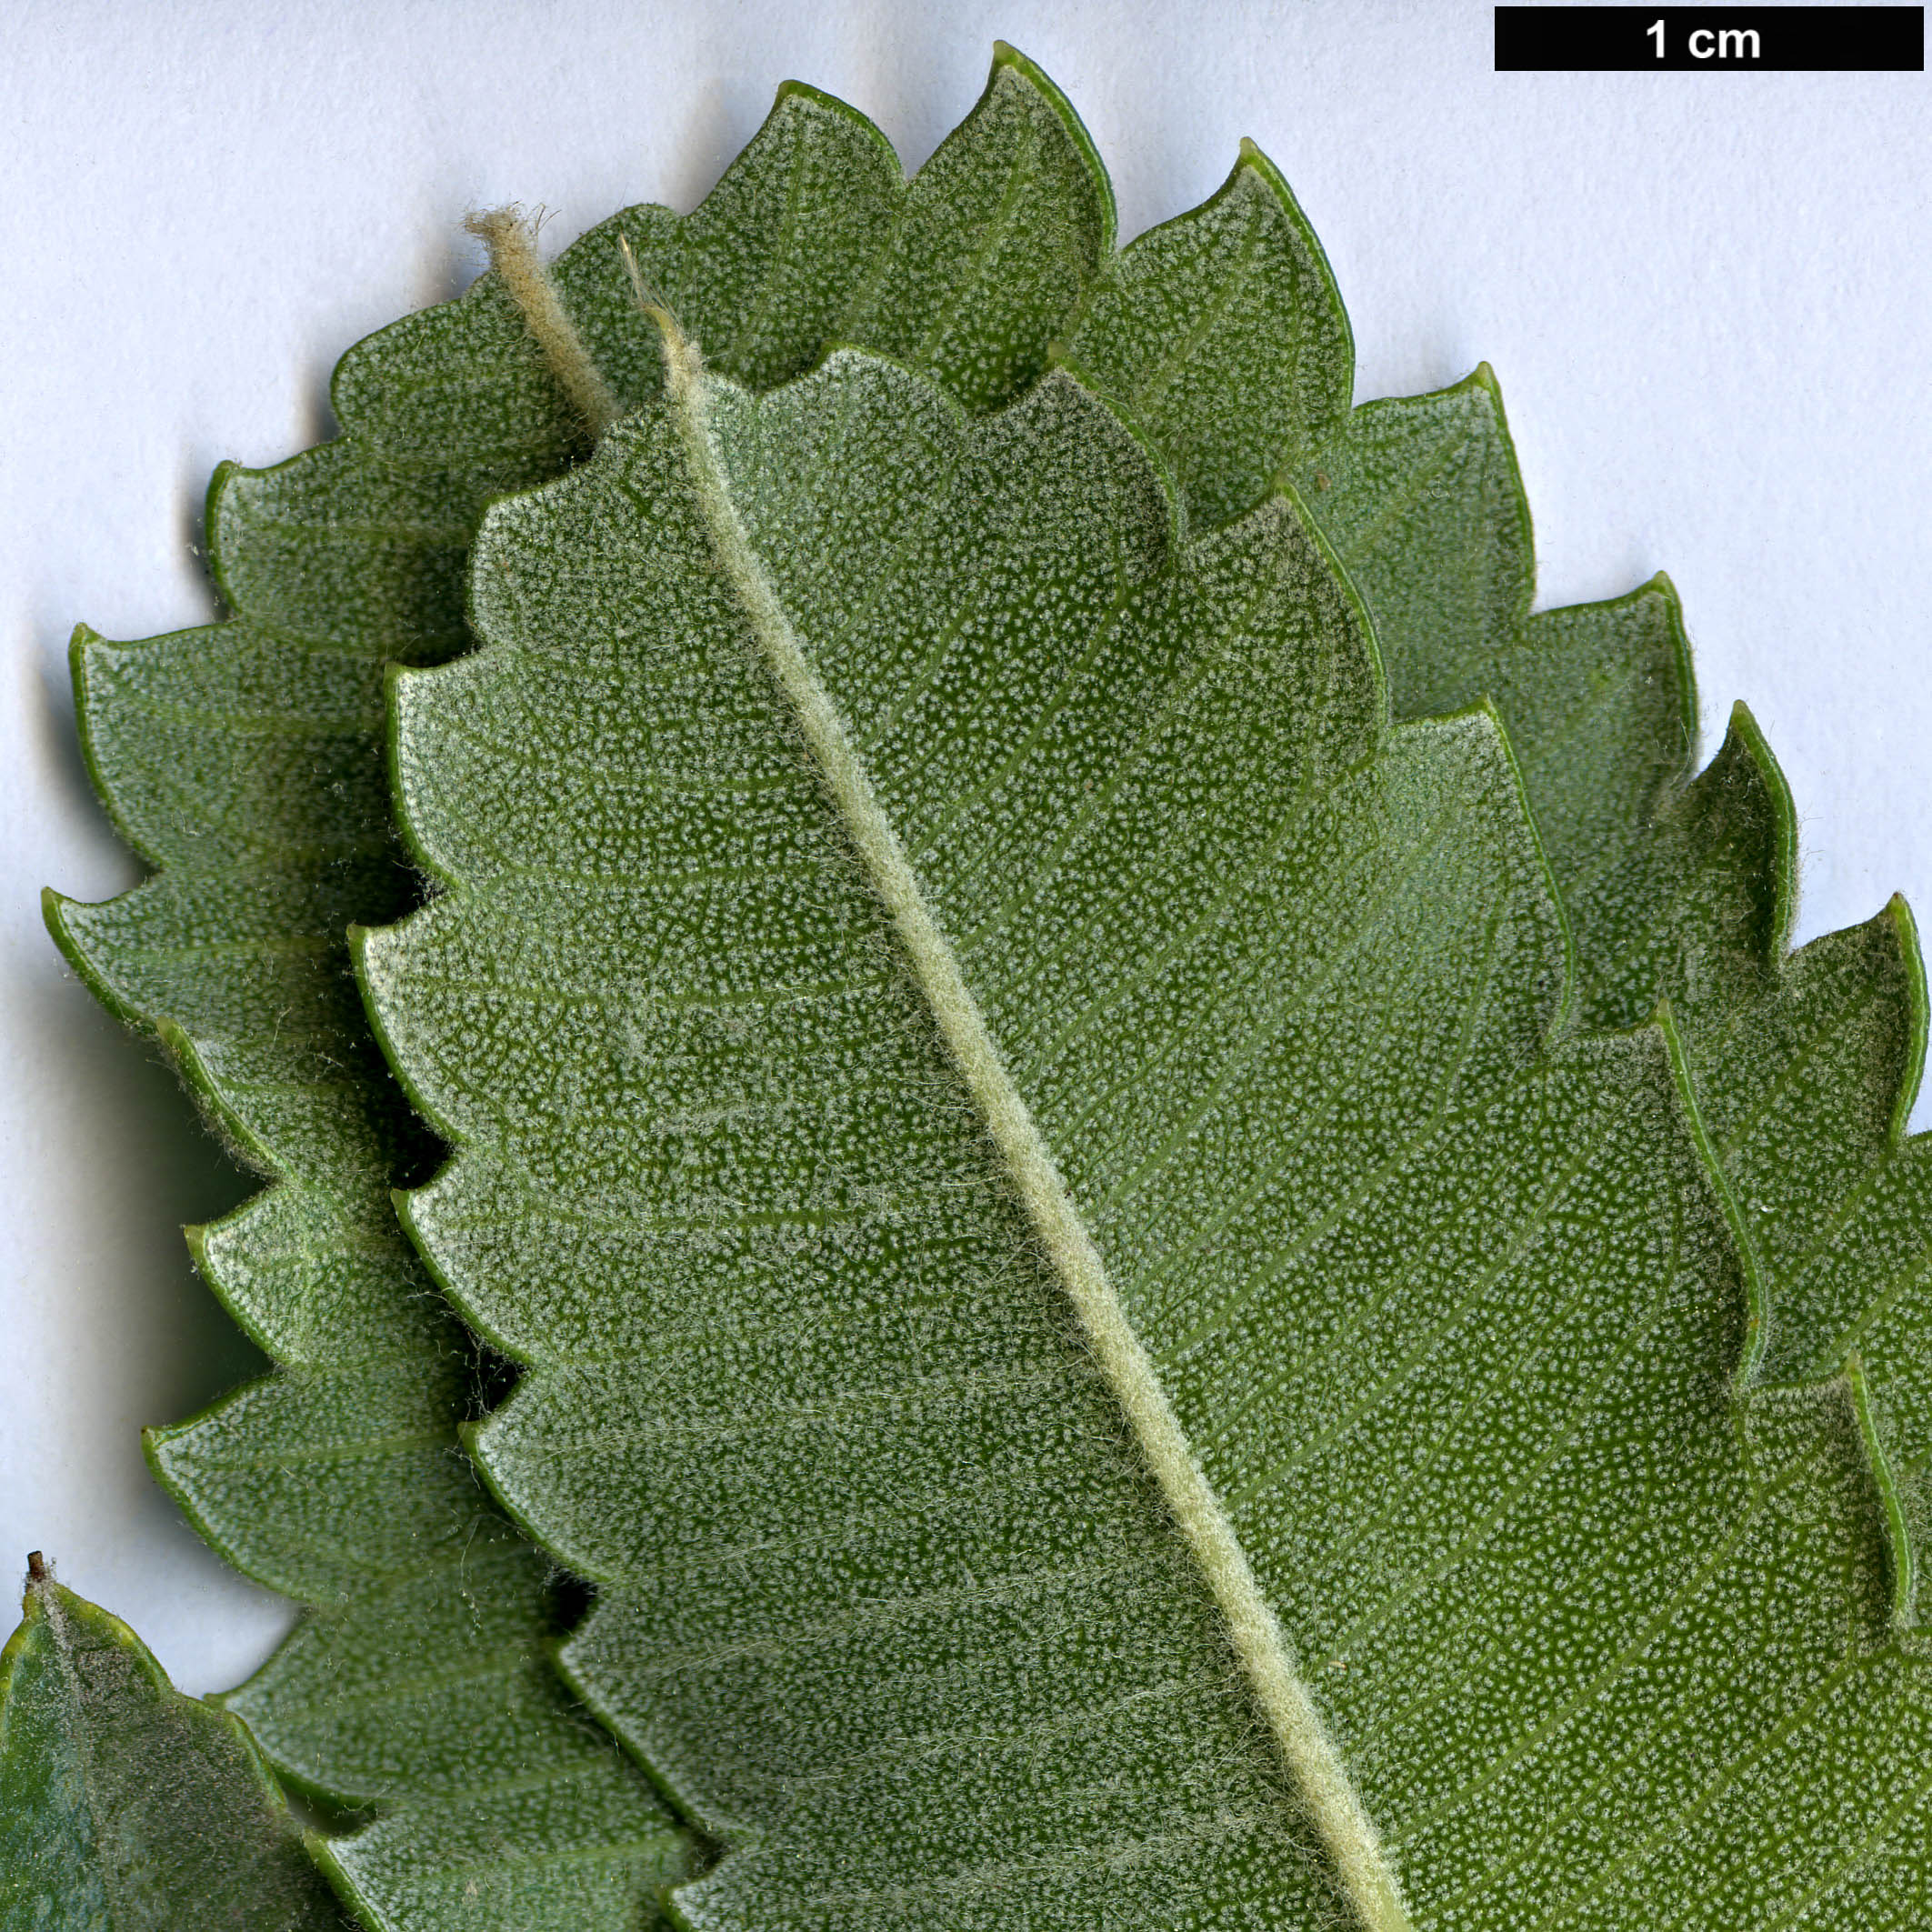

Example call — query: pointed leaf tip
[0,1577,348,1927]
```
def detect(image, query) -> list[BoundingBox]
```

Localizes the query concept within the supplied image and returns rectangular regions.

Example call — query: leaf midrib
[651,327,1414,1932]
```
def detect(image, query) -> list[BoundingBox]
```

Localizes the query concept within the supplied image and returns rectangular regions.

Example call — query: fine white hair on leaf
[468,205,621,440]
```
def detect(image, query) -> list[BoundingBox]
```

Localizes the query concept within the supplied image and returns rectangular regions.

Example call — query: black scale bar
[1497,5,1924,69]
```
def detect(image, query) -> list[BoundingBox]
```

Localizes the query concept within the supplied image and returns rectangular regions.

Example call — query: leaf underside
[1302,365,1932,1636]
[0,1568,348,1931]
[42,38,1932,1930]
[365,342,1932,1927]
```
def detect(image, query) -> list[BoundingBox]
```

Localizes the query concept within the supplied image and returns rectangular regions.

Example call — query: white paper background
[3,0,1927,1694]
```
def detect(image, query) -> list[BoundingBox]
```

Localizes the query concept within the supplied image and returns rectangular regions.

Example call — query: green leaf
[363,332,1932,1927]
[231,1532,696,1932]
[835,42,1114,412]
[544,40,1113,427]
[1301,365,1932,1613]
[46,384,693,1931]
[0,1559,347,1931]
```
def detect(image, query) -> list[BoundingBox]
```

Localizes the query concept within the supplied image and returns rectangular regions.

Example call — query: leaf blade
[1301,359,1932,1618]
[366,336,1932,1925]
[1065,139,1353,531]
[0,1566,348,1932]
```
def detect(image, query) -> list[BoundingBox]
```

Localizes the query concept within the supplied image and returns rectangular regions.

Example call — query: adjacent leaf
[0,1559,347,1930]
[559,42,1112,422]
[232,1533,695,1932]
[1302,367,1932,1611]
[364,335,1932,1927]
[47,361,691,1930]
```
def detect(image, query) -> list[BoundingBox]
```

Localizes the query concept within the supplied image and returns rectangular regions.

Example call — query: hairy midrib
[652,316,1412,1932]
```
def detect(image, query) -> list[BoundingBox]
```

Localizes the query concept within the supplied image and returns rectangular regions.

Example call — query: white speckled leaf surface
[1305,371,1932,1620]
[0,1570,349,1932]
[364,338,1932,1927]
